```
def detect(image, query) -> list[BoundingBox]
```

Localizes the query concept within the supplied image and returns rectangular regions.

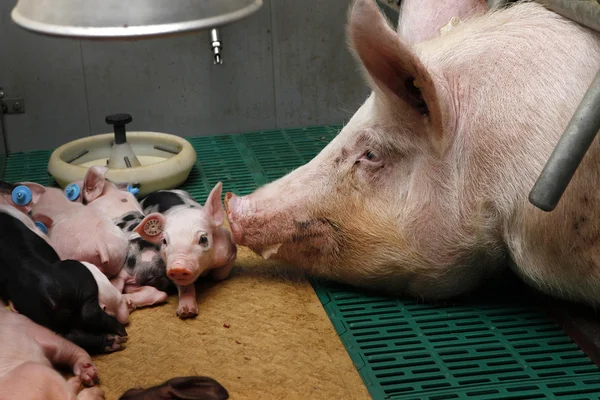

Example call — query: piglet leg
[16,313,99,386]
[210,261,234,282]
[176,284,198,319]
[123,285,168,309]
[78,386,105,400]
[63,330,127,355]
[110,268,130,293]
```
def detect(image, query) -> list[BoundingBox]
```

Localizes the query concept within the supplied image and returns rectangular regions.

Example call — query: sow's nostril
[167,267,192,279]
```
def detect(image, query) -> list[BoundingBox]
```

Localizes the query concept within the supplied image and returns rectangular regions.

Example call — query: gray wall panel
[1,0,89,152]
[0,0,368,152]
[271,0,369,128]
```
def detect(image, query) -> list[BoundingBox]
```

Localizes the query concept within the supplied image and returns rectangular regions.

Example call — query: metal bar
[529,69,600,211]
[210,28,223,65]
[535,0,600,33]
[0,87,7,180]
[66,149,89,164]
[154,145,180,155]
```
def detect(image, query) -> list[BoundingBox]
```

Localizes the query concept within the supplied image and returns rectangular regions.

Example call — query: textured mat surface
[4,125,600,399]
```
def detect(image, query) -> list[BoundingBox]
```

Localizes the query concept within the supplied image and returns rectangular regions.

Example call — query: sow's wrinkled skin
[65,166,170,310]
[134,183,237,319]
[0,204,131,326]
[0,208,127,354]
[0,304,104,400]
[226,0,600,306]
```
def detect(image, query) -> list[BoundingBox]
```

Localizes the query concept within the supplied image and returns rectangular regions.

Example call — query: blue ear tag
[127,185,140,196]
[65,183,80,201]
[11,186,32,206]
[34,221,48,235]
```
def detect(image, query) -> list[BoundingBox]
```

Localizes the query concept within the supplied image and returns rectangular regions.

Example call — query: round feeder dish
[47,131,197,197]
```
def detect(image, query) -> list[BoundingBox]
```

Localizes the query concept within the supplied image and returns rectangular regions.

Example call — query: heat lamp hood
[10,0,263,39]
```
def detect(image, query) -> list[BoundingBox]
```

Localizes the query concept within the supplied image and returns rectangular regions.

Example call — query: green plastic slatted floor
[3,125,600,400]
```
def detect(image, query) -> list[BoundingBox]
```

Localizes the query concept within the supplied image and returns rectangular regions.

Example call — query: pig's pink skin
[227,0,600,304]
[109,269,168,311]
[0,181,47,215]
[0,306,100,399]
[67,167,169,307]
[67,166,143,220]
[398,0,488,45]
[30,187,129,278]
[123,285,169,310]
[80,262,131,326]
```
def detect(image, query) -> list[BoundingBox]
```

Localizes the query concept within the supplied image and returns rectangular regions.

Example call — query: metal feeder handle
[105,113,133,145]
[529,69,600,212]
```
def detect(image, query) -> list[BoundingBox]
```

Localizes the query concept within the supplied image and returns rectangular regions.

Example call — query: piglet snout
[167,266,193,280]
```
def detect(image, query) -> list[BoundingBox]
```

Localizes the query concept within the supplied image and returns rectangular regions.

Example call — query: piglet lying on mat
[64,166,170,309]
[119,376,228,400]
[0,179,129,280]
[0,303,104,400]
[0,206,127,354]
[0,204,132,327]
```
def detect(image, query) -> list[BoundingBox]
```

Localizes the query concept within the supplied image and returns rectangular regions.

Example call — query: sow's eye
[359,150,383,166]
[199,234,209,247]
[162,238,167,246]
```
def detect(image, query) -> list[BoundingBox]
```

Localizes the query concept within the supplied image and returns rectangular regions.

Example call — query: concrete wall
[0,0,373,152]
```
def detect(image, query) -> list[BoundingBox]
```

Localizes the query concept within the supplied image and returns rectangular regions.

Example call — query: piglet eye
[162,238,167,246]
[365,150,376,160]
[199,235,209,246]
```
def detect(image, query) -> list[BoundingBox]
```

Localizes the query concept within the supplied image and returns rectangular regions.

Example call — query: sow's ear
[347,0,446,139]
[398,0,488,45]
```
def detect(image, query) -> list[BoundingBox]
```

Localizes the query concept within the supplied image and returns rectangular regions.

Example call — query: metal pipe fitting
[210,28,223,65]
[529,69,600,211]
[535,0,600,33]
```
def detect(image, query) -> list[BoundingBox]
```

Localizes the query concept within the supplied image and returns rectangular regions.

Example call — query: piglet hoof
[67,376,83,394]
[125,296,137,313]
[74,361,99,386]
[104,335,128,352]
[177,304,199,319]
[77,386,105,400]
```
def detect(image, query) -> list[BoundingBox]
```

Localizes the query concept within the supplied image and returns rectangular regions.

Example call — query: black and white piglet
[0,205,127,354]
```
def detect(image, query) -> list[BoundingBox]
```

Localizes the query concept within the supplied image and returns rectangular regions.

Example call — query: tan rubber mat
[92,245,371,400]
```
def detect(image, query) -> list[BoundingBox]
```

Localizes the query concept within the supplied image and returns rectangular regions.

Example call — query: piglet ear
[18,182,46,207]
[347,0,444,138]
[203,182,225,227]
[133,213,166,244]
[83,166,108,202]
[398,0,487,45]
[31,213,54,229]
[168,376,229,400]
